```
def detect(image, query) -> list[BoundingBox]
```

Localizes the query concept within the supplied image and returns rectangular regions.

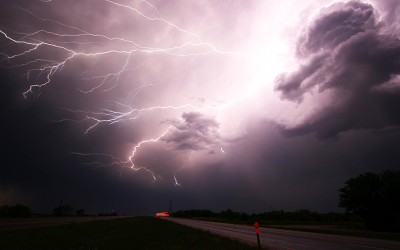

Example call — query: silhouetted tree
[220,209,240,220]
[0,205,10,217]
[75,209,85,216]
[240,211,249,221]
[53,204,74,216]
[339,170,400,232]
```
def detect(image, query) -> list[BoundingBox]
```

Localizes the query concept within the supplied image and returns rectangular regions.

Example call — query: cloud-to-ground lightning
[72,127,171,181]
[174,158,190,186]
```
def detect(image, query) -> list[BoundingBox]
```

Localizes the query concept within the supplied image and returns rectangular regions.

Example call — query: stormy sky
[1,0,400,216]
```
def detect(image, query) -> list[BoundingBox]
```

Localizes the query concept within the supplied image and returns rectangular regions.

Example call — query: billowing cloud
[274,0,400,138]
[295,0,381,58]
[161,112,220,151]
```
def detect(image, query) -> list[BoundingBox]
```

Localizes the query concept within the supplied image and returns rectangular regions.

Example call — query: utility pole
[168,200,172,214]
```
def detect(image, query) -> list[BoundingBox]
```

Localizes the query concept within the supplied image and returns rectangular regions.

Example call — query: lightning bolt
[71,127,170,181]
[174,158,190,186]
[0,0,255,183]
[0,0,251,91]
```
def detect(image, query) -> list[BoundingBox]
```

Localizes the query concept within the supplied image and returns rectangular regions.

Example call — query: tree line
[0,204,32,218]
[172,209,362,222]
[0,204,102,217]
[53,205,118,216]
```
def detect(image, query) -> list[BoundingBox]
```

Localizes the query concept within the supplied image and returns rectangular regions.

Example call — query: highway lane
[162,218,400,250]
[0,216,130,231]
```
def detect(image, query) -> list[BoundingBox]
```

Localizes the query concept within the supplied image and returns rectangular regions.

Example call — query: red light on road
[255,228,260,234]
[254,222,259,227]
[156,212,169,217]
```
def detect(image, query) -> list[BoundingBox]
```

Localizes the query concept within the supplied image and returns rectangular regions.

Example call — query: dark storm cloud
[295,0,381,58]
[274,52,330,102]
[161,112,220,151]
[274,0,400,139]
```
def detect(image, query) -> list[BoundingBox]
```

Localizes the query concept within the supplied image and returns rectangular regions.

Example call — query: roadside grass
[264,226,400,242]
[177,216,365,228]
[172,217,400,242]
[0,217,265,250]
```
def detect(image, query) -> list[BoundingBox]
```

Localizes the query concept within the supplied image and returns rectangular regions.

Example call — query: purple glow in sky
[1,0,400,215]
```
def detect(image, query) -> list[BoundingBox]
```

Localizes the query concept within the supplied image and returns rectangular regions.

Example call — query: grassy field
[0,217,265,250]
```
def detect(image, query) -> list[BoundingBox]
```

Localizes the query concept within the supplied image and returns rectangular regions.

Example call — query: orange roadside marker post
[254,222,261,249]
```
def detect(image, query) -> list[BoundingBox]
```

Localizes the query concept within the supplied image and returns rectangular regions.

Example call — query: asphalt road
[0,216,128,231]
[162,218,400,250]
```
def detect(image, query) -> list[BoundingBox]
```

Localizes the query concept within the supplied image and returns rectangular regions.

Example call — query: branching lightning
[72,126,171,181]
[0,0,256,185]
